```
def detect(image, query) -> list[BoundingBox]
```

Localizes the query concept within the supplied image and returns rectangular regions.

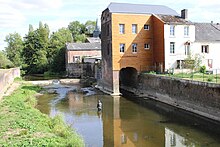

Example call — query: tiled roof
[107,2,179,16]
[66,42,101,50]
[157,15,193,25]
[195,23,220,42]
[86,37,101,43]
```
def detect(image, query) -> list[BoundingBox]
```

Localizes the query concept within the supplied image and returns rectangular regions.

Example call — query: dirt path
[0,82,21,101]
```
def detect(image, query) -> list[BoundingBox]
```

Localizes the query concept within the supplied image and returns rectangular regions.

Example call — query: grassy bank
[0,82,84,146]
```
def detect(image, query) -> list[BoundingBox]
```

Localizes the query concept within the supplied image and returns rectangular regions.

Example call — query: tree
[68,21,86,42]
[4,32,24,67]
[0,51,14,69]
[184,53,204,70]
[22,22,50,74]
[85,20,96,34]
[48,28,73,72]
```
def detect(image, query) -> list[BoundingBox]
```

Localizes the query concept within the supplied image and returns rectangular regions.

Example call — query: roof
[107,2,179,16]
[157,15,193,25]
[66,42,101,50]
[195,23,220,42]
[86,37,101,43]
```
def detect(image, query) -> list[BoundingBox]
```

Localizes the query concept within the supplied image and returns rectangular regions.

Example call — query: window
[170,25,175,36]
[185,45,190,55]
[107,24,109,36]
[170,42,175,54]
[144,43,150,49]
[201,45,209,53]
[120,44,125,53]
[184,26,189,36]
[144,24,150,30]
[132,24,137,34]
[73,56,80,63]
[119,24,125,34]
[107,43,110,55]
[132,43,137,53]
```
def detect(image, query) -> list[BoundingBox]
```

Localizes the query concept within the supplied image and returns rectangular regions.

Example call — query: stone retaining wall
[122,74,220,122]
[0,68,20,97]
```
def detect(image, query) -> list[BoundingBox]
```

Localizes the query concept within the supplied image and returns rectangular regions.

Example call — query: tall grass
[0,83,84,146]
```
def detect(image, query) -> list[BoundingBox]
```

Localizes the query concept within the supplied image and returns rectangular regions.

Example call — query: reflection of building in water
[165,128,195,147]
[102,97,165,147]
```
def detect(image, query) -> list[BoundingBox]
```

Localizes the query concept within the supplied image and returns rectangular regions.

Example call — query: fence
[141,67,220,84]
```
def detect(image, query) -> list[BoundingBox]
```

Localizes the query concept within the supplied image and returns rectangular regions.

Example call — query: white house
[192,23,220,73]
[158,9,196,71]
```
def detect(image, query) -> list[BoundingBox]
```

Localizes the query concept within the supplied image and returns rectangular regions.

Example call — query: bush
[200,66,206,73]
[207,77,213,82]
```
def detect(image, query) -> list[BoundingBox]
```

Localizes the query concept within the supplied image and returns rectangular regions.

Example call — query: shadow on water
[36,83,220,147]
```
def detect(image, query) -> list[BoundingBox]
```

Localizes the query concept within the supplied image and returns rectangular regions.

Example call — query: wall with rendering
[0,68,20,98]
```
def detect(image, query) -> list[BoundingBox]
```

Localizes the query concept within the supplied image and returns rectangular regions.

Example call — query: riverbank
[0,81,84,146]
[121,73,220,123]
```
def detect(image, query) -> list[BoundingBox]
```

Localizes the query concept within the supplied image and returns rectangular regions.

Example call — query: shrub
[200,66,206,73]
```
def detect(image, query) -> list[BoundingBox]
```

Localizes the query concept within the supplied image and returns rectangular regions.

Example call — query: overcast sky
[0,0,220,50]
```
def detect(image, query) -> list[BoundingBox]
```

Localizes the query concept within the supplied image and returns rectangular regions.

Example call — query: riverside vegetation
[0,81,84,146]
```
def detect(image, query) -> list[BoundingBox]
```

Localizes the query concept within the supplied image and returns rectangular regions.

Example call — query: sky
[0,0,220,50]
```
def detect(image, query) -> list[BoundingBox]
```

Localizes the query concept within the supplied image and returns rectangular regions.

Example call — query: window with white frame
[185,45,190,55]
[120,43,125,53]
[132,24,137,34]
[184,26,189,36]
[144,24,150,30]
[201,45,209,53]
[73,56,80,63]
[132,43,137,53]
[170,25,175,36]
[144,43,150,49]
[119,24,125,34]
[170,42,175,54]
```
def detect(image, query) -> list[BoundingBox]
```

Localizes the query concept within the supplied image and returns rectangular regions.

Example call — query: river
[36,82,220,147]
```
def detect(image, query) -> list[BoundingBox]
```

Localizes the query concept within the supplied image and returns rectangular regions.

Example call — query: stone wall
[122,73,220,122]
[0,68,20,97]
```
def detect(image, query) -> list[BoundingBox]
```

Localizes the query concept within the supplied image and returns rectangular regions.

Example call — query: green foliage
[22,22,49,74]
[4,32,24,67]
[0,51,14,69]
[74,34,86,43]
[207,76,213,82]
[48,28,73,72]
[184,53,203,70]
[0,83,84,146]
[85,20,96,34]
[4,19,96,74]
[199,65,206,73]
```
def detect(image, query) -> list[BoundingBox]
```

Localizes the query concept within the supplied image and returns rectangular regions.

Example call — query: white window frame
[132,43,137,53]
[170,42,175,54]
[144,24,150,30]
[73,55,80,63]
[132,24,137,34]
[184,26,189,37]
[144,43,150,49]
[119,24,125,34]
[184,44,190,55]
[120,43,125,53]
[170,25,175,36]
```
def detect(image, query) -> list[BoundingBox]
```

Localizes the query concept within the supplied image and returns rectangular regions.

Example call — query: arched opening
[119,67,138,88]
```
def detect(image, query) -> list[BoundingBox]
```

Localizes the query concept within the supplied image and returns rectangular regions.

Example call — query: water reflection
[37,84,220,147]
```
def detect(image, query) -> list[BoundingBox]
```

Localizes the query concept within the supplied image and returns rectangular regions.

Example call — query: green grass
[169,72,219,83]
[0,82,84,146]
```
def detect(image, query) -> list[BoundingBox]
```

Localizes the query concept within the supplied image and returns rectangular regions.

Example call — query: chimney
[181,9,188,20]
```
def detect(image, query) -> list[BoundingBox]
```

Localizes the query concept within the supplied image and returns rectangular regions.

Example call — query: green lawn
[0,82,84,146]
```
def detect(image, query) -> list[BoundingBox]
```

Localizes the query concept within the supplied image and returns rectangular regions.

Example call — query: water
[36,83,220,147]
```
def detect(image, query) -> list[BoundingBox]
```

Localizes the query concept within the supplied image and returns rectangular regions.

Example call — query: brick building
[101,3,193,95]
